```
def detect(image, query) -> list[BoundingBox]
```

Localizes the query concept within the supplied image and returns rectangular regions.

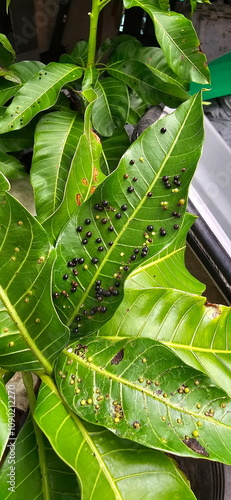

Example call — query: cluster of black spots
[160,127,167,134]
[141,246,149,257]
[94,204,103,211]
[162,175,171,189]
[159,227,166,236]
[67,260,77,267]
[127,186,134,193]
[172,211,181,218]
[173,175,181,187]
[94,279,120,304]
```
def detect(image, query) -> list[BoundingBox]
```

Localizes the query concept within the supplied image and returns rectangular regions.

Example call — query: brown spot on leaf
[91,130,101,143]
[93,167,99,183]
[183,437,209,457]
[76,194,81,206]
[205,301,221,318]
[91,186,96,194]
[82,178,88,186]
[111,349,124,365]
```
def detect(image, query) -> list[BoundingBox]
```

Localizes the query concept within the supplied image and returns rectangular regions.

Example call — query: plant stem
[23,372,51,500]
[87,0,100,67]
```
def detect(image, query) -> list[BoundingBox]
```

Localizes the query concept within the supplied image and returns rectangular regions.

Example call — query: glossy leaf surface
[34,379,196,500]
[0,63,83,133]
[0,378,9,460]
[92,78,129,136]
[101,129,130,174]
[123,0,210,83]
[31,109,84,222]
[53,94,203,335]
[0,415,81,499]
[0,79,21,107]
[0,151,26,179]
[56,336,231,465]
[0,193,68,372]
[9,60,45,82]
[0,34,15,67]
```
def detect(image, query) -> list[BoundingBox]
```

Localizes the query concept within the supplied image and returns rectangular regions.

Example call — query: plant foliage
[0,1,229,499]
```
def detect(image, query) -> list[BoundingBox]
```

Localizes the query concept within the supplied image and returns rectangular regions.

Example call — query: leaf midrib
[63,344,229,428]
[67,94,198,325]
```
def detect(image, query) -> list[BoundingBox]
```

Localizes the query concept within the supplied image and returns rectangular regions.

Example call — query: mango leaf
[123,0,210,83]
[0,120,37,153]
[0,34,15,67]
[92,78,129,137]
[6,0,11,13]
[0,193,69,372]
[0,68,21,84]
[60,41,88,67]
[0,414,81,499]
[108,60,170,106]
[0,63,83,134]
[53,94,203,335]
[0,378,9,460]
[0,171,10,191]
[56,335,231,465]
[31,109,84,222]
[101,129,130,174]
[43,103,105,241]
[9,60,45,82]
[0,151,26,179]
[82,67,99,90]
[0,79,21,107]
[128,90,147,126]
[34,379,196,500]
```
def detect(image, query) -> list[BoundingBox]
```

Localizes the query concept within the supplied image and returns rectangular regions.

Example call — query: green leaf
[124,0,169,10]
[0,34,15,68]
[92,78,129,137]
[9,60,45,82]
[53,94,203,335]
[60,41,89,67]
[0,171,10,191]
[101,129,130,174]
[56,335,231,465]
[0,123,35,153]
[6,0,11,13]
[127,90,147,126]
[0,79,21,107]
[43,103,105,241]
[0,414,81,499]
[0,68,21,84]
[0,193,69,372]
[34,379,196,500]
[0,63,83,134]
[82,67,99,91]
[123,0,210,83]
[31,109,84,222]
[0,378,9,460]
[0,150,26,179]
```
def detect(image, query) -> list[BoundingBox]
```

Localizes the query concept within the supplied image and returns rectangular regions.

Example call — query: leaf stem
[22,372,51,500]
[87,0,100,67]
[99,0,111,11]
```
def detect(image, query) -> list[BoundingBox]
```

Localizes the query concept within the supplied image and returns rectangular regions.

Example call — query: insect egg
[130,254,136,261]
[124,266,129,271]
[72,258,78,264]
[173,180,181,186]
[92,258,99,264]
[96,238,102,243]
[85,219,91,225]
[67,261,75,267]
[182,168,186,172]
[147,192,152,197]
[127,186,134,193]
[124,174,129,179]
[82,238,88,245]
[116,213,121,219]
[86,231,92,237]
[108,241,113,246]
[79,258,85,264]
[101,306,107,313]
[73,328,79,333]
[133,177,138,181]
[134,248,139,254]
[121,204,127,211]
[94,204,100,210]
[162,176,169,182]
[108,226,114,232]
[95,280,101,285]
[70,286,77,292]
[159,228,166,236]
[114,281,120,287]
[98,246,104,252]
[173,224,179,230]
[101,218,107,224]
[53,292,59,299]
[102,200,109,207]
[174,175,180,180]
[160,127,167,133]
[63,274,68,280]
[172,211,177,216]
[165,182,171,189]
[147,225,153,231]
[130,160,135,165]
[76,226,83,232]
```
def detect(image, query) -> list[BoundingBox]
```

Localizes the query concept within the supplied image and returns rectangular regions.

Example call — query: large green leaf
[123,0,210,83]
[0,34,15,68]
[0,378,9,460]
[0,414,81,499]
[0,63,83,134]
[52,94,203,335]
[31,109,84,222]
[34,379,196,500]
[43,103,105,241]
[60,41,88,67]
[56,336,231,465]
[0,193,68,372]
[0,121,36,153]
[0,151,26,179]
[0,67,21,84]
[92,78,129,137]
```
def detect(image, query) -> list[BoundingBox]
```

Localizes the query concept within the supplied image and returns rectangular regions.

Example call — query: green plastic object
[190,52,231,100]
